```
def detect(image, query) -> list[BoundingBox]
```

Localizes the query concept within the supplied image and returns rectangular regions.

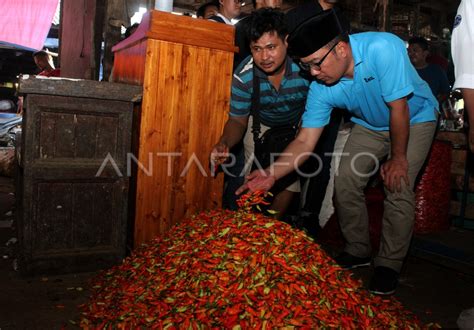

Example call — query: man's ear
[337,42,347,57]
[284,34,288,47]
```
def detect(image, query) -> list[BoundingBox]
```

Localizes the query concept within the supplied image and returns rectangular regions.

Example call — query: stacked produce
[80,192,425,328]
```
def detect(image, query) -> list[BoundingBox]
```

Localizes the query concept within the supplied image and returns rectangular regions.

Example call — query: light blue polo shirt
[302,32,438,131]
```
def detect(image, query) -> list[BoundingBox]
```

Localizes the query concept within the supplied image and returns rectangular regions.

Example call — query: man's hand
[210,142,230,166]
[380,157,409,193]
[384,98,410,193]
[209,142,229,176]
[235,169,276,195]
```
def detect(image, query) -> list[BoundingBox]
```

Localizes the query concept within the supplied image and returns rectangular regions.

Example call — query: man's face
[408,43,428,68]
[203,5,218,18]
[250,31,287,75]
[221,0,241,19]
[299,43,345,84]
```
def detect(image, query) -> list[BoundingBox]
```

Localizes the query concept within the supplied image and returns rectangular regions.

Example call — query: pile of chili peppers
[80,191,430,328]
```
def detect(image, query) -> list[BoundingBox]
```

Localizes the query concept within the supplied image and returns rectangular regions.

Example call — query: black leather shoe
[369,266,399,295]
[333,252,371,270]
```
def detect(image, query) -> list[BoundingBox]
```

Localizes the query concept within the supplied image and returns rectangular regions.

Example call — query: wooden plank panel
[112,11,238,56]
[132,38,162,244]
[34,183,73,253]
[28,94,133,166]
[95,116,119,159]
[72,183,96,248]
[182,46,231,219]
[92,183,117,246]
[39,113,57,159]
[137,40,186,240]
[75,115,98,158]
[54,113,76,158]
[73,183,116,248]
[19,76,142,102]
[147,11,238,53]
[112,40,147,85]
[134,39,232,244]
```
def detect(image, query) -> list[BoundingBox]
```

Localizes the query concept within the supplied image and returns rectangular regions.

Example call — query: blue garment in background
[416,63,450,97]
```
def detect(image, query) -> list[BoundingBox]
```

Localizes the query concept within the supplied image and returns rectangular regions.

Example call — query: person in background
[196,1,219,19]
[286,0,349,32]
[237,9,438,295]
[208,0,242,24]
[408,36,450,103]
[427,42,449,73]
[33,50,60,77]
[451,0,474,152]
[210,8,310,218]
[234,0,282,68]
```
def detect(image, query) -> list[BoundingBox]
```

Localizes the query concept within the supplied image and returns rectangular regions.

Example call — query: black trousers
[222,142,245,210]
[300,109,343,217]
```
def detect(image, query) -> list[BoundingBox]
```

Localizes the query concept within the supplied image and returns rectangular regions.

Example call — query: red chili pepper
[79,191,428,328]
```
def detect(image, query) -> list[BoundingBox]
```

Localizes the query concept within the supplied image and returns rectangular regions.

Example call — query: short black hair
[246,8,287,43]
[196,0,219,18]
[408,36,429,51]
[125,23,139,38]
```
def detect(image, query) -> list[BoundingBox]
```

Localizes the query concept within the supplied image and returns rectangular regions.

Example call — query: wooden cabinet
[112,11,236,245]
[17,76,141,274]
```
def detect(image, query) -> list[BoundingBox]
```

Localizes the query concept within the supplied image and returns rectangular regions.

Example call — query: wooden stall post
[111,11,237,246]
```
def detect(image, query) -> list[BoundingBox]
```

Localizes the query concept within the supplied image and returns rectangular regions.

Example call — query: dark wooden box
[17,76,141,274]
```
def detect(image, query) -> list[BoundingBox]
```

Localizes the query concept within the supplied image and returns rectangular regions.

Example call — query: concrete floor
[1,176,474,329]
[351,257,474,328]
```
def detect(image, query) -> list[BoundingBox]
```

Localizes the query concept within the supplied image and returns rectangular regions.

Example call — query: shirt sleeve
[301,82,333,128]
[371,36,414,103]
[229,74,252,117]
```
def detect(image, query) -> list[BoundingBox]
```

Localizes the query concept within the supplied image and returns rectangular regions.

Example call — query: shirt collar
[349,35,363,67]
[216,13,233,25]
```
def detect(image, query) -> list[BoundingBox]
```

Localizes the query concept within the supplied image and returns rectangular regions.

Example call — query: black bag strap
[250,65,261,144]
[250,63,301,143]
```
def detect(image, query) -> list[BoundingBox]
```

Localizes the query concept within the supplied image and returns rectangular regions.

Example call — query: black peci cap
[287,9,346,58]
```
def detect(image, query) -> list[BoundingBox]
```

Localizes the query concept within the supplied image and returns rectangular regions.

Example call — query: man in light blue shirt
[237,9,438,295]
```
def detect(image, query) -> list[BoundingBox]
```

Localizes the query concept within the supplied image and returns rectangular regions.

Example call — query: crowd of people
[206,0,471,296]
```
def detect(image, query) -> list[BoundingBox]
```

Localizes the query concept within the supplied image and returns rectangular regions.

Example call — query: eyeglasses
[298,42,339,71]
